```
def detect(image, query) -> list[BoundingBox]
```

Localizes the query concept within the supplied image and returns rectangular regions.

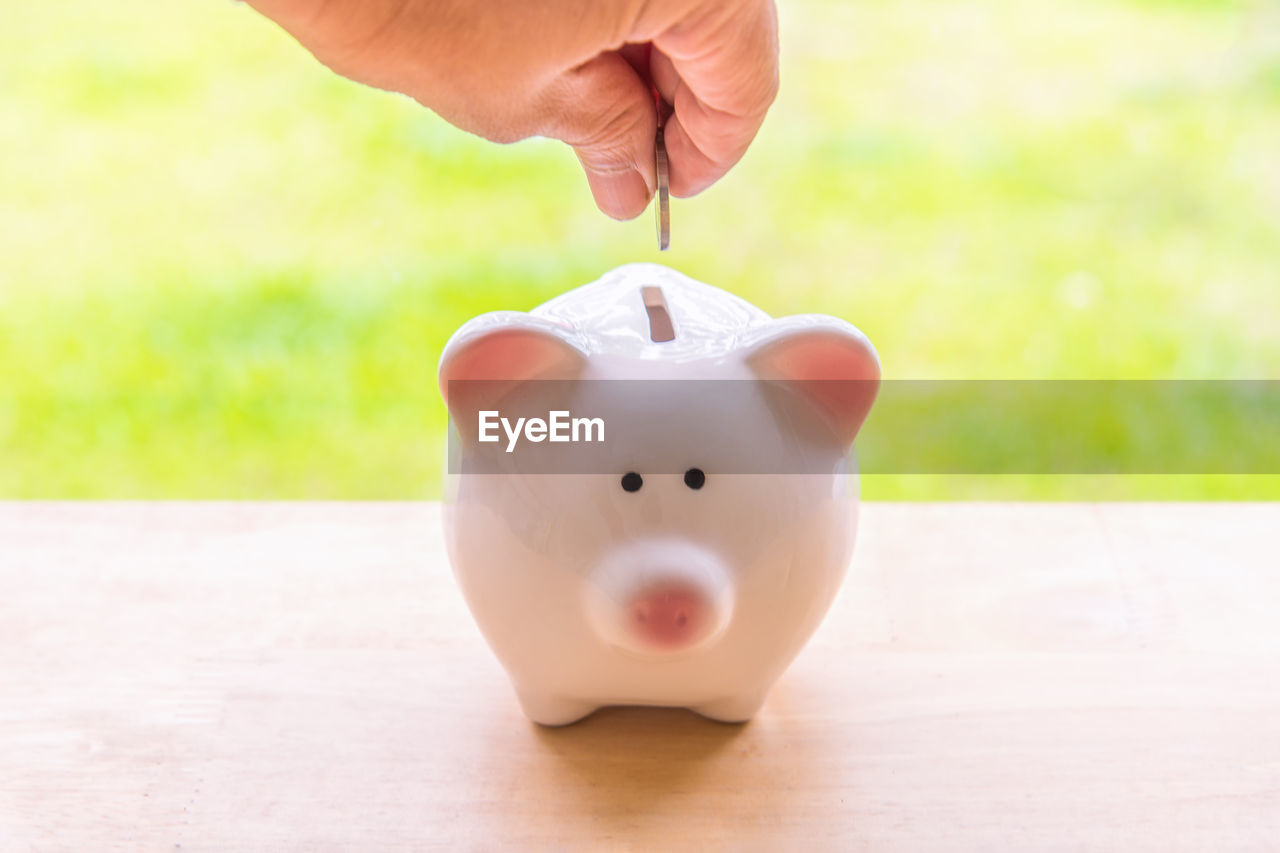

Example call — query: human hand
[247,0,779,220]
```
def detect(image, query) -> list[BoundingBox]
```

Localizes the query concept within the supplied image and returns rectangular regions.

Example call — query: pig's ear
[744,316,881,449]
[438,312,587,407]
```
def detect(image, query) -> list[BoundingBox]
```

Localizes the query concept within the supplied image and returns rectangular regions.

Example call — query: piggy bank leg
[514,688,598,727]
[692,691,768,724]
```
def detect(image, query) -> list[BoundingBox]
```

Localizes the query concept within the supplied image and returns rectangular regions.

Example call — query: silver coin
[655,127,670,251]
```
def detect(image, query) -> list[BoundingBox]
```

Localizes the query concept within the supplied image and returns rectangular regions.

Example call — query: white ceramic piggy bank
[439,263,879,725]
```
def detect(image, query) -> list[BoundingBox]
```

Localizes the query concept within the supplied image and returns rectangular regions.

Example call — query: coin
[655,127,670,251]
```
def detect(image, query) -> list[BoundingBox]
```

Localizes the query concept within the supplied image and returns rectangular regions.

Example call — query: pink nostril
[628,584,708,649]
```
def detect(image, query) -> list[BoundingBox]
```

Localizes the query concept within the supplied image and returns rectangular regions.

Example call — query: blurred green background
[1,0,1278,499]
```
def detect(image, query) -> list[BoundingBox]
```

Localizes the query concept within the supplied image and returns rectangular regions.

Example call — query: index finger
[649,0,779,197]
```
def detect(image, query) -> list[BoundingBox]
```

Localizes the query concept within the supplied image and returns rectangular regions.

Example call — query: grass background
[1,0,1278,499]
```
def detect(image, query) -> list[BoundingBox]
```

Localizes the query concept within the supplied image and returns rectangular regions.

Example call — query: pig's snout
[629,583,708,649]
[585,540,733,656]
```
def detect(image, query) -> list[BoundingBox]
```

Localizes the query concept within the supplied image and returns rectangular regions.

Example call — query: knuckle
[554,93,645,164]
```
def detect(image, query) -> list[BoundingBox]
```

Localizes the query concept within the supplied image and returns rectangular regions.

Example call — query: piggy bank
[438,263,879,725]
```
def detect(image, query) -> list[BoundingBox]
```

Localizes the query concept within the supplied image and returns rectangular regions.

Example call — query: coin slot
[641,286,676,342]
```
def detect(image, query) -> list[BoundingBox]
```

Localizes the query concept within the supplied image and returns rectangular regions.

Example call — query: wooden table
[2,503,1277,850]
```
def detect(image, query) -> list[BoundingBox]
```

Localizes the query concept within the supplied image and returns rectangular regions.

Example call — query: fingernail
[585,167,651,221]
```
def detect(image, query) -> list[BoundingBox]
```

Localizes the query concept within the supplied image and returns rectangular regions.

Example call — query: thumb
[543,52,658,220]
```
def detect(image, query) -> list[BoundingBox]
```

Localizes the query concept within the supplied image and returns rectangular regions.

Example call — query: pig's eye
[683,468,706,490]
[621,472,643,493]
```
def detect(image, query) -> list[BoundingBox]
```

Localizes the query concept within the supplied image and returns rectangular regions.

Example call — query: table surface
[2,502,1278,851]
